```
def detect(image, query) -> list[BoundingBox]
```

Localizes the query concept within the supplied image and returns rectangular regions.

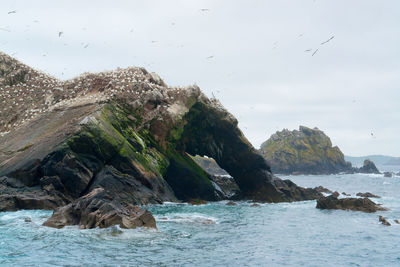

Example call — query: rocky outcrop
[259,126,352,175]
[358,159,380,174]
[316,195,387,213]
[356,192,381,198]
[0,52,323,218]
[44,188,156,229]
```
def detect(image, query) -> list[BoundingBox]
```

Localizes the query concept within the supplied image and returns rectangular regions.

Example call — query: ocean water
[1,172,400,266]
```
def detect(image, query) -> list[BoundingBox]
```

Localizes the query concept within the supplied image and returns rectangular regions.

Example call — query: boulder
[316,195,387,213]
[394,219,400,224]
[342,192,351,196]
[356,192,381,198]
[43,188,156,229]
[358,159,380,174]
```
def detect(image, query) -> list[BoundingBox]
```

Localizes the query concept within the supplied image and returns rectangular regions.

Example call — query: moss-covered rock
[260,126,353,175]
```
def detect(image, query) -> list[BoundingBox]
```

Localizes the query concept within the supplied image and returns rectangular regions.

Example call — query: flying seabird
[58,31,63,37]
[321,36,334,45]
[8,10,17,14]
[312,49,319,56]
[206,55,214,59]
[304,49,312,52]
[83,43,89,48]
[200,8,210,12]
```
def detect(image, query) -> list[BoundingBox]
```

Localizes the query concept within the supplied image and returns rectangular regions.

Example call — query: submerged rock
[226,201,237,206]
[356,192,381,198]
[379,216,391,226]
[259,126,353,175]
[316,195,387,213]
[44,188,156,229]
[383,172,393,178]
[188,199,208,205]
[358,159,380,174]
[250,203,260,207]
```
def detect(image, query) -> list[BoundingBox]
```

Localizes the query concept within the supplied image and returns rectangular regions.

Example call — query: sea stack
[259,126,352,175]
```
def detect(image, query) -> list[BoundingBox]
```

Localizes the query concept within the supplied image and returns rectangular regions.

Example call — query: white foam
[156,214,218,225]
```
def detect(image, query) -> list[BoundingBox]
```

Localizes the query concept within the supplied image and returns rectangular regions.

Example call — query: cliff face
[260,126,352,175]
[0,52,322,213]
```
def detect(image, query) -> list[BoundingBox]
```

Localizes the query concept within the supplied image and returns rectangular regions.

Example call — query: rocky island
[259,126,353,175]
[0,52,322,229]
[259,126,382,175]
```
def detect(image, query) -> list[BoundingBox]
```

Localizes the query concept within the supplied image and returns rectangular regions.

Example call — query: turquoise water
[1,172,400,266]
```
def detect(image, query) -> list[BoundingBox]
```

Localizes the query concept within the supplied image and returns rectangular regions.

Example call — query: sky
[0,0,399,156]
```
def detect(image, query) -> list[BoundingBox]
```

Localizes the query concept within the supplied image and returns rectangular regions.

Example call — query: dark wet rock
[188,199,208,205]
[0,183,67,212]
[342,192,351,196]
[259,126,353,175]
[331,191,340,198]
[394,219,400,224]
[24,217,32,222]
[313,186,333,194]
[43,188,156,229]
[250,203,260,207]
[209,175,241,199]
[316,195,387,213]
[358,159,380,174]
[226,201,237,206]
[379,216,391,226]
[356,192,381,198]
[383,172,393,178]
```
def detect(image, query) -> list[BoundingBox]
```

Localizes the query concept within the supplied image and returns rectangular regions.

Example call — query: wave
[156,214,218,225]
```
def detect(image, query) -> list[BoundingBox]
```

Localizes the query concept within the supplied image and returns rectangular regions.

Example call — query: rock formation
[44,188,156,229]
[358,159,380,174]
[0,52,323,220]
[316,195,387,213]
[259,126,353,175]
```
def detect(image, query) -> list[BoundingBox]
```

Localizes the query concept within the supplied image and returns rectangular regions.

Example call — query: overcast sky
[1,0,399,156]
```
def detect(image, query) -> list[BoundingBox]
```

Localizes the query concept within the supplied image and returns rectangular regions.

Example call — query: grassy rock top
[260,126,352,175]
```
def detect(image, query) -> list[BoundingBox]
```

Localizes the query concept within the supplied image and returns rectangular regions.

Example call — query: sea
[1,165,400,266]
